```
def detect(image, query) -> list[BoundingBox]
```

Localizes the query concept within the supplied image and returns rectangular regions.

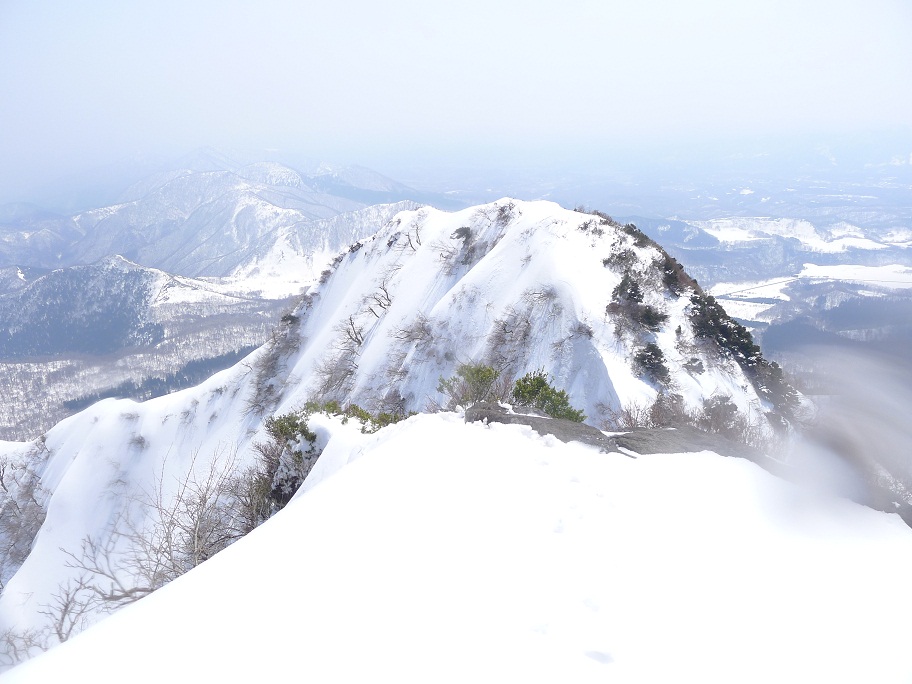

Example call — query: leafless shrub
[570,320,594,339]
[485,306,534,376]
[577,219,605,237]
[496,202,515,226]
[60,447,249,619]
[128,434,147,450]
[607,301,637,340]
[0,627,47,669]
[246,311,304,415]
[180,399,199,424]
[365,269,398,318]
[313,350,359,400]
[38,576,97,644]
[521,286,558,307]
[601,400,658,430]
[391,312,432,344]
[393,221,422,252]
[342,315,364,346]
[431,239,460,273]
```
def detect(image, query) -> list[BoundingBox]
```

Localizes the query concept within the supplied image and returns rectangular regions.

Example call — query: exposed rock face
[464,402,615,452]
[464,402,770,464]
[613,425,763,459]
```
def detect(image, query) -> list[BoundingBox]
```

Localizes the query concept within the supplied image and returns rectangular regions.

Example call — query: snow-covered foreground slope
[6,413,912,683]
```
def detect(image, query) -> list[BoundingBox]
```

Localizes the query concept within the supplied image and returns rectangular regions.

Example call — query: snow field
[7,413,912,683]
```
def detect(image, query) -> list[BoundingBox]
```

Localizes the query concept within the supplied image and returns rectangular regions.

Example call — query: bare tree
[60,447,250,615]
[0,627,47,670]
[0,449,48,591]
[38,576,97,643]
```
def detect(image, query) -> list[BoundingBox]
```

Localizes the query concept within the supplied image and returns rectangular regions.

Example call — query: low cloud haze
[1,0,910,204]
[782,347,912,521]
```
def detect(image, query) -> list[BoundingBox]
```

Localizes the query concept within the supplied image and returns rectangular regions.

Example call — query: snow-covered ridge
[6,413,912,682]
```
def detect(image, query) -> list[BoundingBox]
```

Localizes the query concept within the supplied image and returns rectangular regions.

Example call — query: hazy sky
[1,0,910,199]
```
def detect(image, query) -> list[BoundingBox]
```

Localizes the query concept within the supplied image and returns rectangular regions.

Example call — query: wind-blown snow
[5,413,912,683]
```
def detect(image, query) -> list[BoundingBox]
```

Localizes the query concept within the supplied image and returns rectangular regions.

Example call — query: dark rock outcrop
[464,402,778,469]
[464,403,616,452]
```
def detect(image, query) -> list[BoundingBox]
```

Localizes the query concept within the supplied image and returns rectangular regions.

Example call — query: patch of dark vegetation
[689,292,799,414]
[633,343,671,386]
[511,369,585,422]
[607,271,669,333]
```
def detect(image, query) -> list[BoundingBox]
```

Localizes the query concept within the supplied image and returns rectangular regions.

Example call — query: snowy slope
[227,200,421,297]
[271,200,781,423]
[5,414,912,683]
[0,361,263,638]
[0,198,798,667]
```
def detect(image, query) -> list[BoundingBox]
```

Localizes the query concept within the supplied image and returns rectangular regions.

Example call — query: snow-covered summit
[266,199,789,425]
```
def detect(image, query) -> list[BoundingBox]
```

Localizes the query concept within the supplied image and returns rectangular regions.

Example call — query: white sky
[0,0,910,196]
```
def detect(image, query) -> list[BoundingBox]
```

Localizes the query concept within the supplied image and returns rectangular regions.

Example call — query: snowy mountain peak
[262,199,792,427]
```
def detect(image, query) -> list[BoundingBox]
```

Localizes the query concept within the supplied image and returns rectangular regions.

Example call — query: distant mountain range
[0,155,441,439]
[0,157,450,277]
